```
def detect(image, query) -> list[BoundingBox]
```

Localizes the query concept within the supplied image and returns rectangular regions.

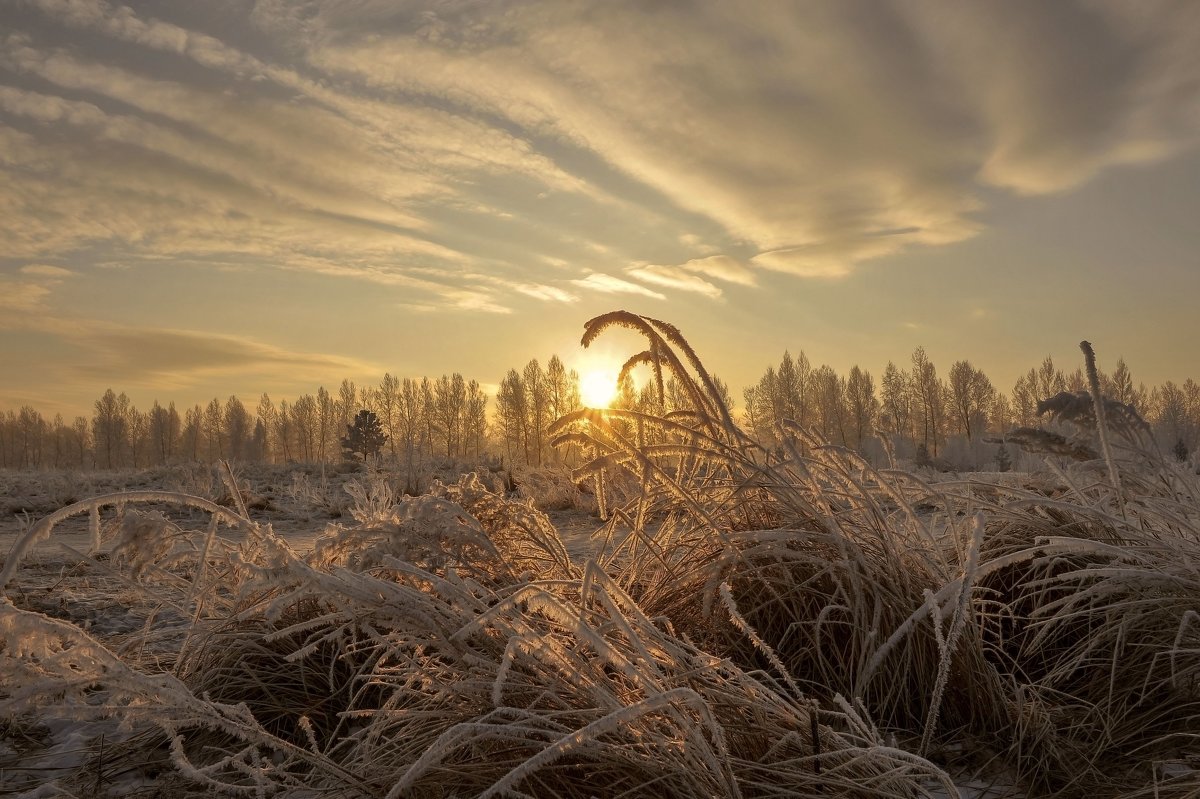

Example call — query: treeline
[2,349,1197,473]
[495,356,582,467]
[740,349,1200,467]
[0,355,583,475]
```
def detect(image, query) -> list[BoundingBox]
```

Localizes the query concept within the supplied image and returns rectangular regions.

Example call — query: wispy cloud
[677,255,757,287]
[19,264,75,278]
[0,279,52,311]
[6,0,1199,298]
[626,265,722,299]
[0,313,378,391]
[515,283,579,303]
[572,273,666,300]
[303,1,1200,276]
[0,0,1198,412]
[0,262,76,311]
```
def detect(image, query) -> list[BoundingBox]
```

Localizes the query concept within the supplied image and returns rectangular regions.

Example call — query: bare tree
[845,366,878,450]
[204,398,224,460]
[947,360,996,441]
[224,396,252,460]
[911,348,945,456]
[93,389,130,469]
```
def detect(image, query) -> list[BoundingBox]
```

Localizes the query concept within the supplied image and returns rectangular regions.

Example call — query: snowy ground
[0,464,604,562]
[8,462,1184,798]
[1,463,611,796]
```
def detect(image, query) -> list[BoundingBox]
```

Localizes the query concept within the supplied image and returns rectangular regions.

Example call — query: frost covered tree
[879,362,915,450]
[181,404,203,461]
[812,365,847,445]
[947,360,996,441]
[249,418,268,462]
[995,439,1012,472]
[990,393,1013,434]
[256,394,277,463]
[546,355,581,422]
[911,348,946,456]
[493,355,580,466]
[464,379,489,459]
[273,399,293,462]
[1104,358,1139,406]
[126,406,148,468]
[203,398,225,461]
[93,389,130,469]
[223,396,251,461]
[147,401,179,465]
[844,366,879,451]
[523,360,551,465]
[433,373,467,458]
[291,394,317,462]
[336,379,357,436]
[372,374,401,462]
[1150,381,1198,453]
[71,415,91,468]
[496,369,529,464]
[315,387,335,462]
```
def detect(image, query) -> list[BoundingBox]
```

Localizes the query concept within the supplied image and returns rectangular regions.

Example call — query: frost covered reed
[3,312,1199,798]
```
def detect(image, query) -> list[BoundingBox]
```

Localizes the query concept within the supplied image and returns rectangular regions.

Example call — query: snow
[0,463,608,795]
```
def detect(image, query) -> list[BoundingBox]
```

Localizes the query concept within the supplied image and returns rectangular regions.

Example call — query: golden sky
[2,0,1198,417]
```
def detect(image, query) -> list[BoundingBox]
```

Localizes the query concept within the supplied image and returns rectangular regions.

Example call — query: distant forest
[2,349,1197,474]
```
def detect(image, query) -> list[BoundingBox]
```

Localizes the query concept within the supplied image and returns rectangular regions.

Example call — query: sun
[580,368,619,409]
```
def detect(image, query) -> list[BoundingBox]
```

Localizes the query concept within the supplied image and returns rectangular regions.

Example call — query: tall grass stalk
[2,311,1198,798]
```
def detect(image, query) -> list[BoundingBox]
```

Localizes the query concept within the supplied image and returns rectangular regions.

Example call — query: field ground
[2,430,1198,799]
[1,462,607,795]
[0,463,603,561]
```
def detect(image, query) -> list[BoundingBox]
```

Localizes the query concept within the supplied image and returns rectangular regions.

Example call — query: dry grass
[2,311,1198,797]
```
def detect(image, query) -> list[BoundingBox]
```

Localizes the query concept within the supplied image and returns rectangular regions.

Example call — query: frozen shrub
[2,313,1199,798]
[514,465,593,511]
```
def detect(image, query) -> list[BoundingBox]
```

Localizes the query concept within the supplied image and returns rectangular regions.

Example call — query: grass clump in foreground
[3,311,1199,797]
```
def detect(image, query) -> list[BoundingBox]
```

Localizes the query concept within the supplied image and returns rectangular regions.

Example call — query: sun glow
[580,368,619,409]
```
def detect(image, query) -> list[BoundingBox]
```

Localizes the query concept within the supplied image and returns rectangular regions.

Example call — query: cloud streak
[0,313,378,393]
[1,0,1199,413]
[304,1,1200,276]
[572,273,666,300]
[3,0,1198,300]
[626,265,722,299]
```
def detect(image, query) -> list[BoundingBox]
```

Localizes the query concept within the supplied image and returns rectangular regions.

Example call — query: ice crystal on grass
[3,312,1200,798]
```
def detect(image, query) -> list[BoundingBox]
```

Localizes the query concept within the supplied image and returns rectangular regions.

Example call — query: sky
[1,0,1198,418]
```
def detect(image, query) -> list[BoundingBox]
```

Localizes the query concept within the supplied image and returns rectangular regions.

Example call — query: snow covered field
[3,317,1198,798]
[0,464,602,564]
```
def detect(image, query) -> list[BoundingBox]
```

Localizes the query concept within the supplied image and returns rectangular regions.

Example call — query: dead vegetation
[2,312,1199,797]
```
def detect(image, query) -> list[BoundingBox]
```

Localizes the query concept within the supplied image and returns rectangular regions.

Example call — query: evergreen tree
[341,410,389,462]
[996,439,1012,472]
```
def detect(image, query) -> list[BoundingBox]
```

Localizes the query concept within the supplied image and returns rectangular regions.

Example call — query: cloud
[19,264,75,278]
[0,279,52,311]
[439,290,512,315]
[676,255,757,287]
[0,262,75,311]
[83,328,361,379]
[0,313,378,390]
[750,249,852,279]
[626,265,722,299]
[515,283,579,303]
[572,273,666,300]
[0,10,599,312]
[3,0,1199,307]
[303,1,1200,276]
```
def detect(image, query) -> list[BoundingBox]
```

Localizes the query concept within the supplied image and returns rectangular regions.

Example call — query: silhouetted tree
[341,409,389,462]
